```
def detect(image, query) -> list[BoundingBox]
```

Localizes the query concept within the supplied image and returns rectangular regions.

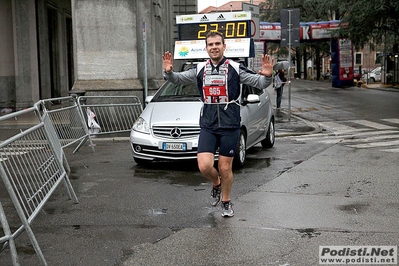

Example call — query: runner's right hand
[162,51,173,73]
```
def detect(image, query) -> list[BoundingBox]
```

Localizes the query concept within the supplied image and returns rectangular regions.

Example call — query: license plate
[163,143,187,151]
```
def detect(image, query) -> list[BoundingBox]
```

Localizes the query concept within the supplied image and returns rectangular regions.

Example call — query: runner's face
[206,36,226,63]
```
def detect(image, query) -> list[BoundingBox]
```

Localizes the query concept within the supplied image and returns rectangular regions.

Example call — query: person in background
[162,31,274,217]
[274,69,287,110]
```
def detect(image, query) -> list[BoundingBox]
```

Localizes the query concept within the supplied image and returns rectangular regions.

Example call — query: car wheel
[233,129,246,167]
[370,77,375,83]
[261,118,275,148]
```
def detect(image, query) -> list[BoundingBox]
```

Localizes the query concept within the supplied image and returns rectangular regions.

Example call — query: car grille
[152,126,200,139]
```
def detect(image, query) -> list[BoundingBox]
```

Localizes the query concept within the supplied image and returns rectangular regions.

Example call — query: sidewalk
[272,78,399,137]
[362,82,399,92]
[274,109,321,137]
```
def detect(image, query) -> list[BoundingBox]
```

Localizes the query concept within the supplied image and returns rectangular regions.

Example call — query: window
[252,86,264,96]
[355,52,363,66]
[375,52,383,64]
[241,84,253,100]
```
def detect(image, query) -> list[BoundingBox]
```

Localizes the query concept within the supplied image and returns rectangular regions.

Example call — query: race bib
[202,60,229,104]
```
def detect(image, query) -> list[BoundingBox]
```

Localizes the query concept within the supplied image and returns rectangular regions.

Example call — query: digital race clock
[178,21,250,40]
[176,12,252,41]
[174,12,253,59]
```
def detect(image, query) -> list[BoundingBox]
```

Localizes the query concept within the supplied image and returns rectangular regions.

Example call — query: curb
[275,111,323,138]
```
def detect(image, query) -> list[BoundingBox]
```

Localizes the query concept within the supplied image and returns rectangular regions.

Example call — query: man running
[162,31,273,217]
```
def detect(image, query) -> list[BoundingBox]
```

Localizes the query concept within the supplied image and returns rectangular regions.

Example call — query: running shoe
[221,201,234,217]
[210,184,221,207]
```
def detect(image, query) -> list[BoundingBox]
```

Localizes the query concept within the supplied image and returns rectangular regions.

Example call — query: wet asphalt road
[3,134,398,266]
[0,127,324,265]
[1,79,399,265]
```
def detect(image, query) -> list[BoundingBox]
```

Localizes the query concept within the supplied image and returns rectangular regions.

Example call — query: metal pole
[288,10,292,122]
[143,21,148,108]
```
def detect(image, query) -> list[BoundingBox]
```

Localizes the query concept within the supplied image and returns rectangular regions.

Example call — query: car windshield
[151,81,200,102]
[371,67,381,73]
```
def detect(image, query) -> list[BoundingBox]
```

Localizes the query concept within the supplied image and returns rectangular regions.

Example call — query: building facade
[0,0,197,110]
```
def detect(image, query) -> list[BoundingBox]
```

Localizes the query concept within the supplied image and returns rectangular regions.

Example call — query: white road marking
[349,119,396,130]
[318,121,363,134]
[346,139,399,148]
[287,119,399,153]
[380,148,399,153]
[382,118,399,124]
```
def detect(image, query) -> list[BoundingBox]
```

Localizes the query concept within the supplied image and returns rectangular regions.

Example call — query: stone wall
[0,0,197,110]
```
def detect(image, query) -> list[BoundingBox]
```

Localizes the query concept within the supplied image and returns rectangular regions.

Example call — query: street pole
[143,21,148,108]
[288,10,292,122]
[281,8,299,122]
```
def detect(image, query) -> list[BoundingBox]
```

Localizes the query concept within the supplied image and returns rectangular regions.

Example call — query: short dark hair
[205,31,225,45]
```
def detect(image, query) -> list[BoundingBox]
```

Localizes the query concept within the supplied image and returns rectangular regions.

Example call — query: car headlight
[132,117,150,134]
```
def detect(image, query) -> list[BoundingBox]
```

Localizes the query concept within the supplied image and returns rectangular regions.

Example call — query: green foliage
[337,0,399,51]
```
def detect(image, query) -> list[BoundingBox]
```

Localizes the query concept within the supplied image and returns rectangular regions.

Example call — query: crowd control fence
[77,95,143,137]
[0,94,143,265]
[37,95,143,153]
[37,96,95,154]
[0,106,79,265]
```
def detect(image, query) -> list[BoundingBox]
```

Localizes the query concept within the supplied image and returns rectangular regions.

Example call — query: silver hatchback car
[130,80,275,167]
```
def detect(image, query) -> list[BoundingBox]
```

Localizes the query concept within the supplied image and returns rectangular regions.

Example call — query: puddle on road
[137,172,206,187]
[244,157,273,168]
[43,206,72,215]
[133,161,206,186]
[297,228,321,238]
[147,208,168,216]
[338,202,370,214]
[17,244,36,255]
[234,157,275,175]
[132,157,275,186]
[71,223,157,230]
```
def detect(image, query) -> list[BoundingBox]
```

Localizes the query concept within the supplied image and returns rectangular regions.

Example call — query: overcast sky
[197,0,243,12]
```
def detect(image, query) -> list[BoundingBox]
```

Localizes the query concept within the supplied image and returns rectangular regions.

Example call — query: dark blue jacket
[164,57,272,131]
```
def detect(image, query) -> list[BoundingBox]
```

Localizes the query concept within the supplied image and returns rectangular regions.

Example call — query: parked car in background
[367,66,382,82]
[353,69,365,80]
[130,79,275,167]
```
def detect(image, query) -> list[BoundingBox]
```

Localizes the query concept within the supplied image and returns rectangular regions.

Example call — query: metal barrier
[0,201,18,265]
[36,95,143,153]
[37,96,95,154]
[0,95,142,265]
[0,106,78,266]
[77,95,143,136]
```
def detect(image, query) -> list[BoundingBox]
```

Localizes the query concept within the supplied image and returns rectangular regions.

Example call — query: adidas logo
[200,15,208,21]
[217,14,226,20]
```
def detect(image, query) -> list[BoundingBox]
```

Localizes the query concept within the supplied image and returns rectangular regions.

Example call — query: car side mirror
[243,94,260,105]
[145,96,154,104]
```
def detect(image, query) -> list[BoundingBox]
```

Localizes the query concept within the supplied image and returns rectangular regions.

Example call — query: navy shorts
[197,128,240,157]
